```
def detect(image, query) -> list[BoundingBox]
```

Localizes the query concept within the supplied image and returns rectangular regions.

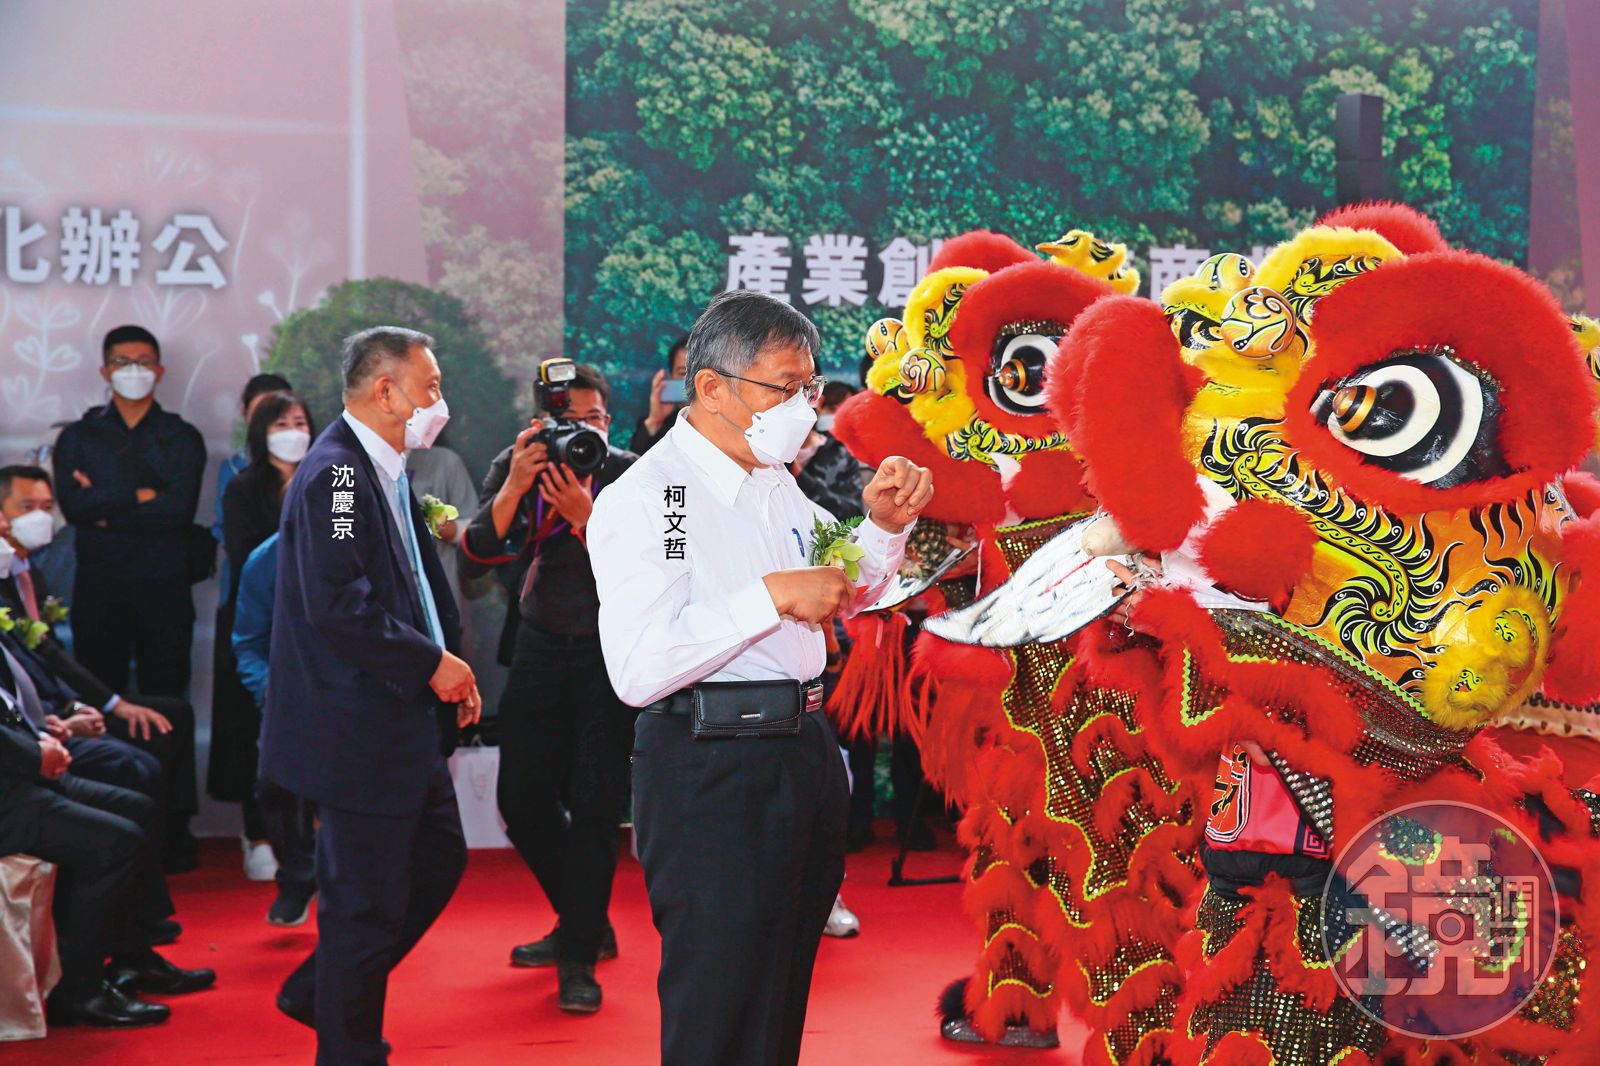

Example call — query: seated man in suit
[0,479,199,871]
[262,326,480,1065]
[0,641,213,1027]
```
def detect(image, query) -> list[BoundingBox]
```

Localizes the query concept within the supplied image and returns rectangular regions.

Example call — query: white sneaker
[823,894,860,938]
[243,838,279,882]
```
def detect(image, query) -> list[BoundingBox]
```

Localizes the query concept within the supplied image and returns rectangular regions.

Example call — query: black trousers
[64,734,160,797]
[496,625,636,964]
[71,576,195,698]
[259,779,317,898]
[0,775,158,988]
[280,758,466,1066]
[633,709,848,1066]
[103,694,199,859]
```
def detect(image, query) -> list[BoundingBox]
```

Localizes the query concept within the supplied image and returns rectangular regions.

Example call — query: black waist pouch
[690,679,818,740]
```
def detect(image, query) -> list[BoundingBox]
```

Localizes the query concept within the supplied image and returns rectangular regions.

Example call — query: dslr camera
[532,358,608,476]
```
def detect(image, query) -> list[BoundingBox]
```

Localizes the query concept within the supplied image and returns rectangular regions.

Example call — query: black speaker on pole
[1334,93,1384,205]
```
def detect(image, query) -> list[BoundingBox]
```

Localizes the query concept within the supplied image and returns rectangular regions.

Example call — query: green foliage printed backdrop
[565,0,1538,418]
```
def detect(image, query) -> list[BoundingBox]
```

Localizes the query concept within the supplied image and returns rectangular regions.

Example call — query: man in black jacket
[52,325,206,700]
[0,642,213,1027]
[460,363,637,1013]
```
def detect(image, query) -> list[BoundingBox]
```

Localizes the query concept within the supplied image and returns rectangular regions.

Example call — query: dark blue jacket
[259,416,462,816]
[232,533,279,705]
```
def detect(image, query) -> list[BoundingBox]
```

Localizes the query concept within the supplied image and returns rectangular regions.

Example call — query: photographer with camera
[459,359,637,1014]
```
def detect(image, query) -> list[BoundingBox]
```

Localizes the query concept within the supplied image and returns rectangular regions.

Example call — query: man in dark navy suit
[260,326,480,1066]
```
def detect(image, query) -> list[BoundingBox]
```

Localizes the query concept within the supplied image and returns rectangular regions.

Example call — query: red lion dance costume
[833,229,1204,1058]
[926,203,1600,1063]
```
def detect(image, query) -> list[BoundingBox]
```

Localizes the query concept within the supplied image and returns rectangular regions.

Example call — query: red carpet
[31,826,1080,1064]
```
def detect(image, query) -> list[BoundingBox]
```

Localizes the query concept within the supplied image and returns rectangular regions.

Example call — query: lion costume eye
[1313,350,1510,486]
[988,332,1059,414]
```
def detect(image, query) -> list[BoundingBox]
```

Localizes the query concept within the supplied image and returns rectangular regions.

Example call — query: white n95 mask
[9,510,53,551]
[110,365,157,401]
[404,397,451,451]
[745,391,818,467]
[267,429,312,464]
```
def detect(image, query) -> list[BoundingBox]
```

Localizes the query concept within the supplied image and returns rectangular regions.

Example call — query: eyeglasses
[106,357,158,370]
[714,369,826,404]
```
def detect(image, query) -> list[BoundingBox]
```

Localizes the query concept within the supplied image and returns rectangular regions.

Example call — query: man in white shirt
[588,290,932,1066]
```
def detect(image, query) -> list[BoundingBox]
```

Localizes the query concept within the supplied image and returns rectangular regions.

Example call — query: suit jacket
[0,653,45,805]
[259,416,462,816]
[0,579,114,708]
[0,629,76,718]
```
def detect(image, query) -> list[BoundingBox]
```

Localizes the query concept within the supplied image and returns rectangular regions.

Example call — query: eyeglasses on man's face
[714,369,826,404]
[106,356,160,370]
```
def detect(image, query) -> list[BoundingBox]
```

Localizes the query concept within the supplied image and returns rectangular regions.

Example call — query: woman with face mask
[209,392,316,897]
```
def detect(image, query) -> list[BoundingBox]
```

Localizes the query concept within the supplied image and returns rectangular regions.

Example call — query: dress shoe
[147,917,182,946]
[277,991,391,1054]
[557,961,602,1014]
[47,981,170,1028]
[108,950,217,995]
[823,894,860,938]
[510,924,618,968]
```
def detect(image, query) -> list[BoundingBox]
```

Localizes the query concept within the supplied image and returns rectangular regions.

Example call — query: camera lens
[555,424,607,476]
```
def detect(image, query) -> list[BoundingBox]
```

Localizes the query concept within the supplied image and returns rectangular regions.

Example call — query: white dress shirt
[589,412,911,707]
[342,410,408,528]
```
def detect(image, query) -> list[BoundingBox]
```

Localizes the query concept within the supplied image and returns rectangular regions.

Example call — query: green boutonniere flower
[41,596,68,626]
[808,515,866,581]
[0,608,47,650]
[420,494,459,539]
[17,619,46,651]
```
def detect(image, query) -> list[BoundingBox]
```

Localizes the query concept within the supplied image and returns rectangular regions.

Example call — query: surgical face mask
[744,391,818,466]
[815,412,835,433]
[110,364,157,401]
[267,429,311,464]
[0,538,13,578]
[395,386,451,450]
[9,510,53,552]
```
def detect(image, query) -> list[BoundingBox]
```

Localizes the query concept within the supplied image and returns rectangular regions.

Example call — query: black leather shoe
[47,981,170,1027]
[278,992,391,1054]
[148,918,182,946]
[557,962,602,1014]
[108,951,217,995]
[511,925,618,968]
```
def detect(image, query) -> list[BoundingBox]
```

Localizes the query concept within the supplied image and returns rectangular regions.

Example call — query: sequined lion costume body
[832,229,1205,1059]
[1031,203,1600,1064]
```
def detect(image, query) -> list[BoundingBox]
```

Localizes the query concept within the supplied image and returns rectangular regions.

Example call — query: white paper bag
[448,745,512,850]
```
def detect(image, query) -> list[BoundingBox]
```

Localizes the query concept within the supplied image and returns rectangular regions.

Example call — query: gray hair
[684,290,819,403]
[340,326,435,394]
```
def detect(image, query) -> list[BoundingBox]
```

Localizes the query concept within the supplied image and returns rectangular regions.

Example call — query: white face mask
[399,391,450,451]
[0,538,14,578]
[266,428,311,464]
[744,391,818,467]
[815,412,834,433]
[110,365,157,401]
[9,510,53,552]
